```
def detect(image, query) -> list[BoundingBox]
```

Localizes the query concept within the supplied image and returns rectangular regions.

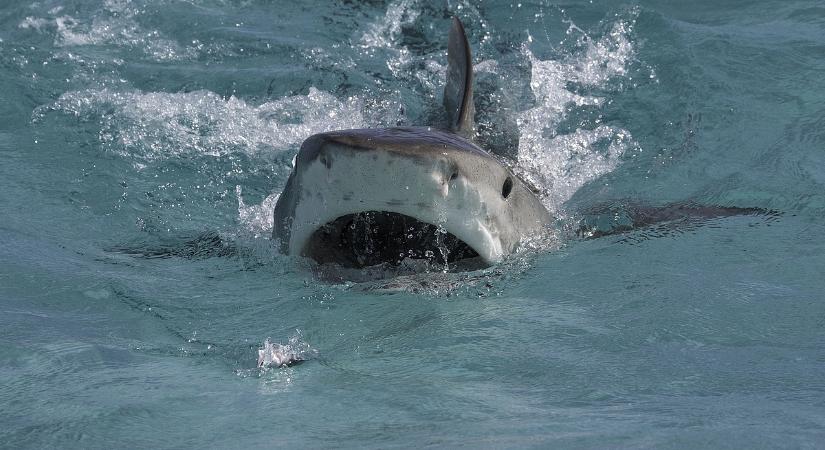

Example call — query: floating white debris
[256,332,316,368]
[257,339,300,368]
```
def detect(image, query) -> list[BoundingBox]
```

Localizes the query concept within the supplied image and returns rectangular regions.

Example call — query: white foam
[18,16,49,31]
[236,186,279,238]
[359,0,420,77]
[42,87,400,160]
[518,126,632,212]
[516,19,639,213]
[257,330,316,369]
[360,0,419,51]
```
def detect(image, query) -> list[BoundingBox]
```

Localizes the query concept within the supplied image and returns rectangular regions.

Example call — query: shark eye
[450,172,458,181]
[502,176,513,199]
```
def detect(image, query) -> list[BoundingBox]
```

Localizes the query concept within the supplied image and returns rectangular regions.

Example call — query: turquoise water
[2,0,825,447]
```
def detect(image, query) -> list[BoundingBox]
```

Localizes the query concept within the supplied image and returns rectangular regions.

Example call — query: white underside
[288,148,509,263]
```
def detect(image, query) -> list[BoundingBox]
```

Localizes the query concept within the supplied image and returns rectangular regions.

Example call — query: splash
[236,186,278,238]
[360,0,419,51]
[516,18,640,213]
[39,87,400,161]
[18,16,49,31]
[256,331,317,369]
[358,0,494,94]
[359,0,420,77]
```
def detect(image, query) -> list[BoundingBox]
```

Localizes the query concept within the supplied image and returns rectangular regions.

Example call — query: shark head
[272,126,551,268]
[272,18,552,270]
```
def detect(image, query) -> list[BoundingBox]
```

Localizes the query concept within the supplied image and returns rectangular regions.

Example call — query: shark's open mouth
[302,211,480,268]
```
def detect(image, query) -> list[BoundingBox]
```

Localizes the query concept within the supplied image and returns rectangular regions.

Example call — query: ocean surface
[2,0,825,447]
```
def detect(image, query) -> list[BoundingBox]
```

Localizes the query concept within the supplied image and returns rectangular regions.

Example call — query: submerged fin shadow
[107,231,237,260]
[575,201,782,241]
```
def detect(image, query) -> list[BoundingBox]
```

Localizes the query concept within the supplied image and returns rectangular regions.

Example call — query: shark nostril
[502,176,513,199]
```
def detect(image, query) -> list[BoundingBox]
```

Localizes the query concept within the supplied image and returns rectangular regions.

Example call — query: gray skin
[272,127,552,266]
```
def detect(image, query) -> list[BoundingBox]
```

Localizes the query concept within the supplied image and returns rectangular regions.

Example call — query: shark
[272,18,552,271]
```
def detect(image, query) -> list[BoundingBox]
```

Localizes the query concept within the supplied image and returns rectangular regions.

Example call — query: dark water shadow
[574,200,782,243]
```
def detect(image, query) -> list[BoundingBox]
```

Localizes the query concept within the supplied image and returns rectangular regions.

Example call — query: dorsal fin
[443,17,474,139]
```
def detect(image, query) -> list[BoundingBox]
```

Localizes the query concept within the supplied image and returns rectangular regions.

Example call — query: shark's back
[304,127,494,160]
